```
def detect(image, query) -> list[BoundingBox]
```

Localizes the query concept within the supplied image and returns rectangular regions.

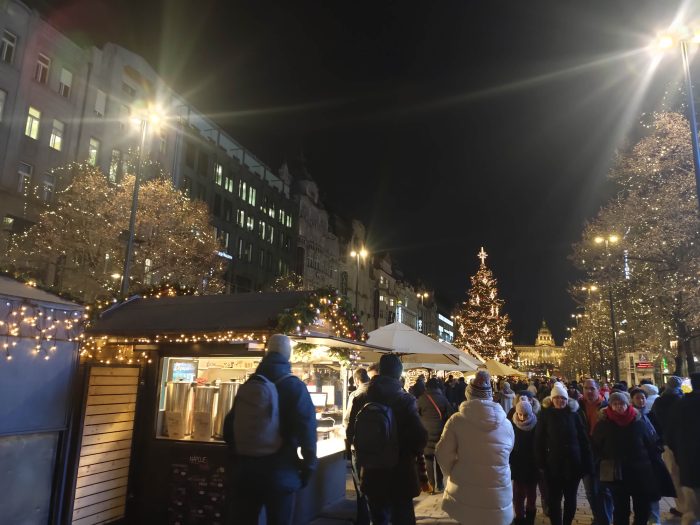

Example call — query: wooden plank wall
[71,367,139,525]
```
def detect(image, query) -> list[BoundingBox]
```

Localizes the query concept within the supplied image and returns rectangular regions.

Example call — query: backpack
[231,373,293,456]
[353,401,399,469]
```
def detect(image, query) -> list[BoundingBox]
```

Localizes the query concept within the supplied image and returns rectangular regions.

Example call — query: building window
[185,141,196,168]
[94,89,106,117]
[224,177,234,193]
[59,68,72,98]
[246,216,254,231]
[213,194,222,217]
[237,238,245,260]
[259,249,265,268]
[258,220,266,240]
[246,242,253,262]
[17,162,33,193]
[109,149,121,182]
[0,89,6,122]
[285,215,292,228]
[122,82,136,97]
[238,180,247,201]
[35,53,50,84]
[144,258,153,286]
[42,173,55,201]
[214,163,223,186]
[224,200,232,222]
[1,31,16,64]
[25,106,41,139]
[236,209,245,227]
[49,120,64,151]
[88,137,100,166]
[248,186,257,206]
[268,225,274,244]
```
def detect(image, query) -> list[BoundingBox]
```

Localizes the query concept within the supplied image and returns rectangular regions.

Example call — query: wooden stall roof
[87,291,310,336]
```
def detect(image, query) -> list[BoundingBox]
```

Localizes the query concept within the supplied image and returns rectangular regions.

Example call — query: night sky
[37,0,699,343]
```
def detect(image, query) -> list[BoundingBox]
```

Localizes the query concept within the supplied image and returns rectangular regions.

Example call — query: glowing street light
[120,105,164,298]
[652,25,700,212]
[350,247,368,312]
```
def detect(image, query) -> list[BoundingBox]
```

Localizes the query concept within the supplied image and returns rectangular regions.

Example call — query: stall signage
[311,316,334,336]
[204,359,257,369]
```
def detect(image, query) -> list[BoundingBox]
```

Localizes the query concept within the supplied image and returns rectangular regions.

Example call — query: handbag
[599,459,622,483]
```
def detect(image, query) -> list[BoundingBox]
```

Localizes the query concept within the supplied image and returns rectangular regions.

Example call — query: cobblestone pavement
[310,468,682,525]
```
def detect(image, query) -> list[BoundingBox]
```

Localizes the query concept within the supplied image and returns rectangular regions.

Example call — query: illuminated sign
[636,362,653,369]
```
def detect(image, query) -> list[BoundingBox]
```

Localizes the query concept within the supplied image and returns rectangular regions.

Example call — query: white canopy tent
[483,358,527,377]
[439,341,483,369]
[366,322,463,366]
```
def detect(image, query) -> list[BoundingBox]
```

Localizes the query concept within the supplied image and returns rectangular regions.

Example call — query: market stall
[72,289,385,525]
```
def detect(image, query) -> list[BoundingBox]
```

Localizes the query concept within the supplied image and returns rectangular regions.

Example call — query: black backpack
[353,401,399,469]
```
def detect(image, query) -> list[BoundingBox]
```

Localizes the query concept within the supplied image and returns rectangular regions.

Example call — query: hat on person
[515,399,533,417]
[666,376,683,389]
[379,353,403,379]
[609,391,631,406]
[267,334,292,361]
[467,370,493,400]
[551,382,568,400]
[517,389,534,399]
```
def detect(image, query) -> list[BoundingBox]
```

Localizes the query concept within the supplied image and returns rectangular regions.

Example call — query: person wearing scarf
[592,392,660,525]
[510,400,538,525]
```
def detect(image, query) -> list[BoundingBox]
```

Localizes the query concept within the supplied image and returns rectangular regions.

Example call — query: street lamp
[593,234,621,381]
[349,247,368,312]
[653,27,700,211]
[120,107,163,298]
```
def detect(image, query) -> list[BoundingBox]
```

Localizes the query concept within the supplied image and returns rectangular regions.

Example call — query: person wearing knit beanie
[550,381,568,400]
[378,353,403,379]
[467,370,493,401]
[510,400,538,524]
[666,376,683,390]
[266,334,293,361]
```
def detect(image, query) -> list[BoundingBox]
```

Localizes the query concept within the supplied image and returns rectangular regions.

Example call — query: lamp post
[416,292,429,333]
[654,29,700,211]
[594,234,621,381]
[349,248,367,313]
[120,109,162,298]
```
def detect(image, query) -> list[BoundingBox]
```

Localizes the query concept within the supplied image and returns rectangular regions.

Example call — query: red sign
[636,362,653,369]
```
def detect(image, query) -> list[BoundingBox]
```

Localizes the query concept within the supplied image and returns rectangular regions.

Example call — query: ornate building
[515,320,564,374]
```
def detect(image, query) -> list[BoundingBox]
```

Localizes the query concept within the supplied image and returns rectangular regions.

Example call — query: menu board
[167,452,226,525]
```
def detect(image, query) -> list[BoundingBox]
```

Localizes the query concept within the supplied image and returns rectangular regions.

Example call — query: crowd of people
[345,357,700,525]
[221,335,698,525]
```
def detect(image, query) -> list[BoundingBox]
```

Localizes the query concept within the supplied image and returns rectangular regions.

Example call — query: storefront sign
[636,362,653,369]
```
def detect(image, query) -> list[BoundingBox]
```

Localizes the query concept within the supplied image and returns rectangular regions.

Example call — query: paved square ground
[310,467,681,525]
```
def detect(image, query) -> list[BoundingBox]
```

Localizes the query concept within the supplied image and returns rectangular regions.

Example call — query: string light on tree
[452,247,517,364]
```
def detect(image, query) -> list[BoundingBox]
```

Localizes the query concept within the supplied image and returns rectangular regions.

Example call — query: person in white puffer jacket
[436,370,515,525]
[641,383,659,411]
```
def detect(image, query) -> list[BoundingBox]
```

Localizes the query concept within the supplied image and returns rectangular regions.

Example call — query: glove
[300,468,313,488]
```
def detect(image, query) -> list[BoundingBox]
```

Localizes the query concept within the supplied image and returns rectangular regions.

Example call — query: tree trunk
[685,337,696,374]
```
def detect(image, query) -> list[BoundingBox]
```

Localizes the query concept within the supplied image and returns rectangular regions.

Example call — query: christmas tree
[453,247,517,364]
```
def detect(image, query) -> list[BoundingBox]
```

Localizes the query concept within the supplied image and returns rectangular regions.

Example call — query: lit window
[17,162,33,193]
[109,149,121,182]
[268,225,274,244]
[237,238,245,260]
[214,163,223,186]
[259,220,266,240]
[25,107,41,139]
[236,209,245,227]
[94,89,106,117]
[286,215,292,228]
[224,177,234,193]
[88,137,100,166]
[42,173,55,201]
[59,68,72,98]
[379,295,385,302]
[0,89,6,122]
[1,31,16,64]
[49,120,64,151]
[246,216,254,231]
[248,186,257,206]
[35,54,50,84]
[144,258,153,286]
[238,180,247,201]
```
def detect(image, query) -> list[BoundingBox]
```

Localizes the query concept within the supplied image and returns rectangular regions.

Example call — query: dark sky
[38,0,699,343]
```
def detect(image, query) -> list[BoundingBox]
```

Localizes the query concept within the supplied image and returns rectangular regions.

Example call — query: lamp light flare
[657,35,675,50]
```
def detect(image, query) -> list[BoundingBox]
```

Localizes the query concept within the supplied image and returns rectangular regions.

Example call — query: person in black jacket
[346,354,428,525]
[223,335,317,525]
[452,377,467,407]
[666,372,700,525]
[510,400,539,525]
[417,377,454,493]
[535,382,592,525]
[651,375,685,517]
[592,392,660,525]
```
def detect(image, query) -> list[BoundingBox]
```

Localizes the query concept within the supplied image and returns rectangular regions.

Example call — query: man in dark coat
[417,377,454,492]
[651,375,685,517]
[452,377,467,406]
[346,354,428,525]
[224,335,317,525]
[667,372,700,524]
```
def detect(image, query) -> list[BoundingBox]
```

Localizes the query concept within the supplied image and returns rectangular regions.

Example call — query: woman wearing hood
[509,400,539,525]
[436,370,515,525]
[592,391,660,525]
[499,381,516,414]
[417,377,454,493]
[535,382,592,525]
[640,383,659,411]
